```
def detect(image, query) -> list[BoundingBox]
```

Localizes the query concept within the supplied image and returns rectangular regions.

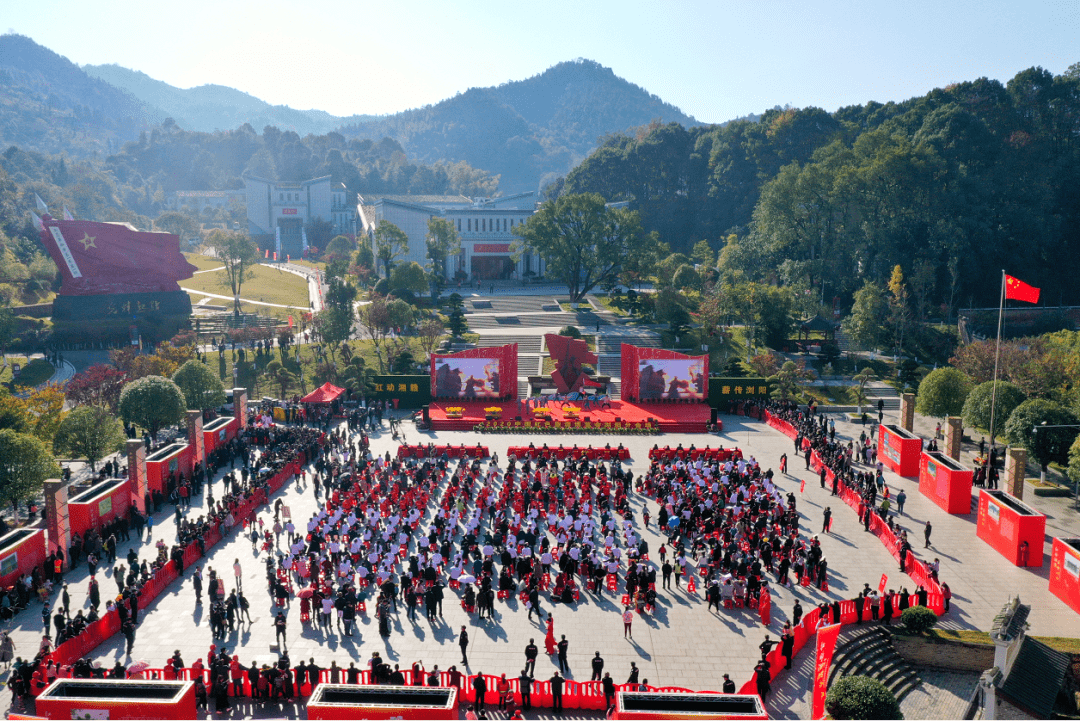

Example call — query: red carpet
[428,400,709,433]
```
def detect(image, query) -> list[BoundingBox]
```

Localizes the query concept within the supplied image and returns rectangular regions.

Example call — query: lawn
[181,263,310,309]
[929,628,1080,654]
[0,357,55,387]
[183,253,225,272]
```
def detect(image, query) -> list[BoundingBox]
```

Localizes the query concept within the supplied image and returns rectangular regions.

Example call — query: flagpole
[988,270,1006,453]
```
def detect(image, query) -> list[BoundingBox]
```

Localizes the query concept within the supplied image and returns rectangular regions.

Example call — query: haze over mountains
[1,34,698,193]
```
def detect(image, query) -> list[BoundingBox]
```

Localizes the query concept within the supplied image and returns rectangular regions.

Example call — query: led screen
[638,359,705,400]
[434,358,501,399]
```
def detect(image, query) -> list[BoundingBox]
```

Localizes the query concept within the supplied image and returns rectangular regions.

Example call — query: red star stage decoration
[1005,274,1040,304]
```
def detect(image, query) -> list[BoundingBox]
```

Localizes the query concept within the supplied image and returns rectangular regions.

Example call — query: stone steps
[829,627,922,703]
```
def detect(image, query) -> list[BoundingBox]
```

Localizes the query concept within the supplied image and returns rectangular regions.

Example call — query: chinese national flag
[1005,275,1040,304]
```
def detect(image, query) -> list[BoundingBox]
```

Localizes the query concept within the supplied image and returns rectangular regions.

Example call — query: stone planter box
[890,632,994,673]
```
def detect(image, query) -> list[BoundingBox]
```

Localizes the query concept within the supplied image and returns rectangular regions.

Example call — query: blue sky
[11,0,1078,124]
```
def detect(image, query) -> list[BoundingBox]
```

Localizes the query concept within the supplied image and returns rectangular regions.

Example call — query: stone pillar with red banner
[127,439,148,513]
[186,410,205,466]
[43,479,70,556]
[811,623,841,719]
[233,388,248,426]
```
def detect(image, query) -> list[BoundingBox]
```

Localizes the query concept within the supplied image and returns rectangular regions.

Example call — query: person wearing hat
[722,674,736,693]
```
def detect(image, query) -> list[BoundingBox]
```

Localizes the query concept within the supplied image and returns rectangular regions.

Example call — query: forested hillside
[0,34,166,157]
[83,64,378,136]
[562,65,1080,311]
[337,59,698,193]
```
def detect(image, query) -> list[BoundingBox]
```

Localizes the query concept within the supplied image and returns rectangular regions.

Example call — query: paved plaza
[3,402,1079,719]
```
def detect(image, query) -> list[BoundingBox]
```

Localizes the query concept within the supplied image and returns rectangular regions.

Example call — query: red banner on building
[282,208,298,215]
[812,623,841,719]
[473,243,510,253]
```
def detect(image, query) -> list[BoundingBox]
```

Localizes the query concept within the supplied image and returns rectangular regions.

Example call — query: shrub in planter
[825,676,903,720]
[901,605,938,635]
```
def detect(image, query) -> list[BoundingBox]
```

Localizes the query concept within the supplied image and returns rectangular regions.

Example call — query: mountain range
[0,34,699,193]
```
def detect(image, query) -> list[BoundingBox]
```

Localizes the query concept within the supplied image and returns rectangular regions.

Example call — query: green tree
[1067,434,1080,497]
[769,360,813,401]
[118,375,186,439]
[1005,399,1080,468]
[426,217,461,280]
[672,264,701,291]
[448,308,468,338]
[53,405,125,471]
[0,306,16,360]
[206,229,259,315]
[386,298,416,331]
[153,211,201,245]
[888,264,911,355]
[0,428,60,522]
[755,285,794,349]
[324,234,355,261]
[853,366,875,413]
[962,381,1027,432]
[374,222,409,274]
[915,368,971,418]
[691,239,715,269]
[825,676,903,720]
[512,192,660,302]
[172,360,226,411]
[389,262,429,294]
[357,297,391,370]
[843,281,888,350]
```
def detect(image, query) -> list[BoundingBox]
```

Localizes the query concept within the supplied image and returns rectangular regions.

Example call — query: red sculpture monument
[37,213,197,320]
[545,333,601,394]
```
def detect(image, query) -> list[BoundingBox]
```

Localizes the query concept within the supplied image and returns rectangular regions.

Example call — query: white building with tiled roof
[362,192,542,281]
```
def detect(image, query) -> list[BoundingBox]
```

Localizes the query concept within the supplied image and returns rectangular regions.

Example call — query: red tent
[300,382,346,404]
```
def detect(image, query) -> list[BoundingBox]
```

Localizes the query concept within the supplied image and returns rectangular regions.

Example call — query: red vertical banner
[879,574,888,593]
[800,480,806,494]
[812,623,841,719]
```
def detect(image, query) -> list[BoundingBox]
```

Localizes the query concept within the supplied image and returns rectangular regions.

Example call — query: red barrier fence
[396,445,490,459]
[647,446,742,462]
[509,446,630,461]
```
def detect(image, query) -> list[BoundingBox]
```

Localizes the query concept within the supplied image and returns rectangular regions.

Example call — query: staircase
[865,382,901,411]
[829,627,922,703]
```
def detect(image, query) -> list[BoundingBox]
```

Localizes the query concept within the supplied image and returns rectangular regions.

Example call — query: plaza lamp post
[1032,422,1080,509]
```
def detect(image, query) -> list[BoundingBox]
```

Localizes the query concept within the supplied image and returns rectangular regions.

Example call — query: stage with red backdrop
[620,345,708,402]
[427,398,709,432]
[430,345,517,401]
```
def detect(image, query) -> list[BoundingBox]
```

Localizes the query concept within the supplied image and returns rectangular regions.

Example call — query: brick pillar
[233,388,248,426]
[1005,447,1027,500]
[43,479,69,556]
[900,392,916,432]
[127,440,148,513]
[187,410,205,466]
[946,416,963,461]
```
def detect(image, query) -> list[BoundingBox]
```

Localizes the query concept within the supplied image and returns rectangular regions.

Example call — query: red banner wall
[619,344,708,402]
[812,623,841,719]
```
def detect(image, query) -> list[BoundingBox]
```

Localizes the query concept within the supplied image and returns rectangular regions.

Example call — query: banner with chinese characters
[708,377,770,406]
[812,622,841,719]
[367,375,432,407]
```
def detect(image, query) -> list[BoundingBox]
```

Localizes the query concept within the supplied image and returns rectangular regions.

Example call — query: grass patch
[927,629,1080,653]
[592,295,630,316]
[0,356,32,383]
[800,384,857,406]
[181,263,310,309]
[183,253,226,272]
[291,259,326,272]
[6,358,55,387]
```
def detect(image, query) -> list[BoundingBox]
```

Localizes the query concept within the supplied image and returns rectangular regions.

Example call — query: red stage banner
[812,623,841,719]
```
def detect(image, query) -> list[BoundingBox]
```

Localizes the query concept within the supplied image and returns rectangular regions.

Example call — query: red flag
[288,315,294,328]
[265,248,269,259]
[800,480,806,494]
[1005,274,1040,304]
[879,573,888,593]
[812,623,842,719]
[273,252,278,261]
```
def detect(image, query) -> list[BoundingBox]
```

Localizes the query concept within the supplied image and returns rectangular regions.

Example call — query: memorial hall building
[358,192,543,281]
[244,175,355,258]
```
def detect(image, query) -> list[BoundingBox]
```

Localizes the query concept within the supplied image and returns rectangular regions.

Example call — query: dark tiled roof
[997,604,1030,641]
[800,316,839,332]
[1000,637,1069,718]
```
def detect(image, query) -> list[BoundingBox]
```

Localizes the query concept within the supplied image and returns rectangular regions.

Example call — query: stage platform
[428,400,710,433]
